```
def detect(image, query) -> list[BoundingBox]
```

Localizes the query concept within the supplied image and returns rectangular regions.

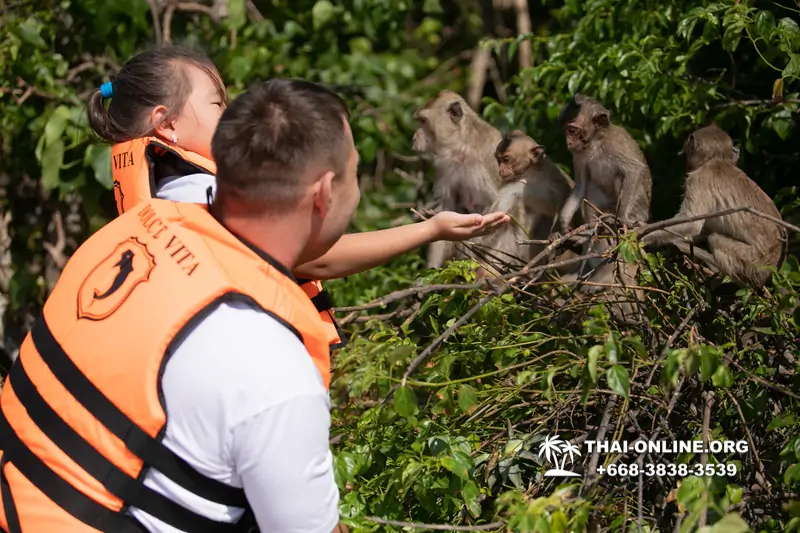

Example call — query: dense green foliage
[2,0,800,531]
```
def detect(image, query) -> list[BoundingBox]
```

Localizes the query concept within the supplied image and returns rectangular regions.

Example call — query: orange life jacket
[110,137,346,351]
[0,199,339,533]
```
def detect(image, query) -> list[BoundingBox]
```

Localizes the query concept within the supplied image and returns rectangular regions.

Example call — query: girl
[86,45,509,348]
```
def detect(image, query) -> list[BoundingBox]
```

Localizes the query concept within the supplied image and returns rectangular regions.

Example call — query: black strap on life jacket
[0,458,21,533]
[0,314,252,533]
[296,280,348,351]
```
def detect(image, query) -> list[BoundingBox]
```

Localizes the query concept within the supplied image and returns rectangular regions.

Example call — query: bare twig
[728,358,800,400]
[725,390,771,495]
[245,0,263,20]
[146,0,163,44]
[636,206,800,238]
[42,211,67,270]
[698,391,715,528]
[644,305,702,388]
[366,516,504,531]
[513,0,532,69]
[467,43,491,110]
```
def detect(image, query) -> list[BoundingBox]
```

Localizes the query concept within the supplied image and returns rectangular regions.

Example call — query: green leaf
[772,116,794,140]
[755,11,775,43]
[783,54,800,80]
[394,386,418,417]
[767,413,799,431]
[40,138,65,190]
[778,17,800,42]
[587,346,599,385]
[699,346,719,382]
[726,485,743,505]
[607,365,630,399]
[44,106,71,146]
[15,16,48,49]
[703,512,751,533]
[711,364,733,388]
[461,480,482,518]
[604,333,619,364]
[312,0,335,30]
[457,384,479,414]
[785,463,800,486]
[423,0,444,14]
[677,476,705,508]
[228,0,246,30]
[441,450,473,480]
[85,144,113,189]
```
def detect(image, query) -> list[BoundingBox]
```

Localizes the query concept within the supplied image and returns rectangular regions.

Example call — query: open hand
[430,211,510,241]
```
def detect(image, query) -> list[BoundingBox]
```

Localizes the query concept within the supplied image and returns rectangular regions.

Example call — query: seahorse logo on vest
[77,236,156,321]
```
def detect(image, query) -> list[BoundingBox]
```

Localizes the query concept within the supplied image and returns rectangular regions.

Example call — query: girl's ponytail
[86,86,121,143]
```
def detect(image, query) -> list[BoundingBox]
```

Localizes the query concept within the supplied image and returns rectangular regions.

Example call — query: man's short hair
[212,78,351,214]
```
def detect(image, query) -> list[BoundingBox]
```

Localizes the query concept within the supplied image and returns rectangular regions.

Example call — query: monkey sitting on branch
[472,130,578,278]
[639,123,784,289]
[555,94,652,296]
[412,90,503,269]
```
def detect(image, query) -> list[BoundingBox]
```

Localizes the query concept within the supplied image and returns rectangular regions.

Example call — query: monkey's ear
[530,145,545,162]
[592,111,610,129]
[447,102,463,122]
[684,133,696,155]
[732,146,740,163]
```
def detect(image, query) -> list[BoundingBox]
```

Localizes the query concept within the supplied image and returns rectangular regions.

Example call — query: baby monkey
[495,130,574,235]
[472,131,575,277]
[640,124,784,288]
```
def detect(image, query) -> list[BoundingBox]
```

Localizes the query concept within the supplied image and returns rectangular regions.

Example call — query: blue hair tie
[100,81,114,99]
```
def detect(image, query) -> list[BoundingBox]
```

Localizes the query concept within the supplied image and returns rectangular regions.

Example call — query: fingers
[482,212,510,225]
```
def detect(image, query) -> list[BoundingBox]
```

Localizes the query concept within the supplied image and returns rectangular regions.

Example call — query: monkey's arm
[557,168,588,234]
[640,219,704,247]
[640,191,705,246]
[616,164,647,224]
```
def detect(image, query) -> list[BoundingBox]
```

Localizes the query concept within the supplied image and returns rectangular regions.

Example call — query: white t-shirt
[157,173,217,203]
[128,177,340,532]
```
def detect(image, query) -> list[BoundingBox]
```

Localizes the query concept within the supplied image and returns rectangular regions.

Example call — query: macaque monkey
[557,94,652,235]
[413,90,503,268]
[555,95,652,321]
[472,130,579,277]
[640,124,784,288]
[496,130,574,235]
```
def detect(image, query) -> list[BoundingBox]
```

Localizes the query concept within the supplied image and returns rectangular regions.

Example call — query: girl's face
[154,64,226,161]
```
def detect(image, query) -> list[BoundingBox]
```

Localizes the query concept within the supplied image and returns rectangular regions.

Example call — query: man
[0,79,355,532]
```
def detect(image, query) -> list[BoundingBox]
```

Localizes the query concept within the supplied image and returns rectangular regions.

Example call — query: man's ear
[530,145,545,163]
[151,105,176,142]
[312,170,336,218]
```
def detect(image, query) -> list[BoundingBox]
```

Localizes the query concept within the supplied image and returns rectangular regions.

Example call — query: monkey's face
[412,98,466,154]
[496,150,533,181]
[563,105,610,152]
[564,122,590,152]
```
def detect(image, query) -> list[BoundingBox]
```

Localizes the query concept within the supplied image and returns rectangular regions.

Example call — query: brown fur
[557,94,652,233]
[556,95,651,319]
[473,130,580,276]
[413,90,503,268]
[642,124,783,288]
